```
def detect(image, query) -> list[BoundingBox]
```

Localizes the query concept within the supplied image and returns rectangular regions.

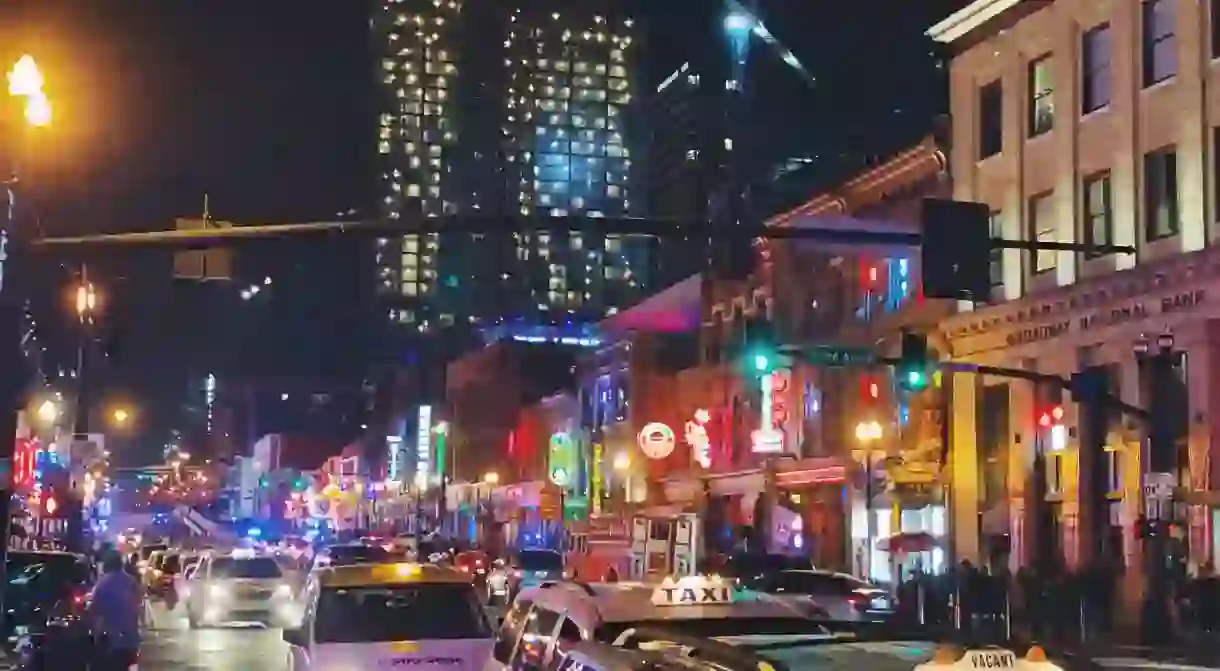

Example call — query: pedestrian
[86,551,142,671]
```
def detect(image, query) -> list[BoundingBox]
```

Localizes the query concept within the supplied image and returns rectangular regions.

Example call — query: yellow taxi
[283,562,494,670]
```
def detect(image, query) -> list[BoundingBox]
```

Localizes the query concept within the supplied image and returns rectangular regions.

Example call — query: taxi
[489,574,827,670]
[283,562,494,670]
[491,575,1071,671]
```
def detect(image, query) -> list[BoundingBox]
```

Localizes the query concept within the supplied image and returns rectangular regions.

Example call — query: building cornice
[926,0,1022,44]
[766,136,946,226]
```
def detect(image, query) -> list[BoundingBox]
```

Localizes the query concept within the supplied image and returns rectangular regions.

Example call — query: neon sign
[685,410,711,468]
[637,423,675,459]
[416,406,432,488]
[752,369,789,453]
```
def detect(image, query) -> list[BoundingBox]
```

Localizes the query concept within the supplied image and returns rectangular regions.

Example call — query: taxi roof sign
[319,562,470,588]
[650,575,737,607]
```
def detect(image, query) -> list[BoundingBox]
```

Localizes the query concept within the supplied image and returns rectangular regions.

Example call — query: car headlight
[275,584,293,598]
[209,583,229,599]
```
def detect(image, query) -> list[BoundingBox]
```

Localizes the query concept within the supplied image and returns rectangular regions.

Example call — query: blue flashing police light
[247,526,262,538]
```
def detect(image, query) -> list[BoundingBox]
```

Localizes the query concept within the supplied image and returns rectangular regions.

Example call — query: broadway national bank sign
[1005,288,1205,347]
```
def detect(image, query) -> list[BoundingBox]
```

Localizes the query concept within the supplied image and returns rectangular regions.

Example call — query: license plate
[870,598,889,609]
[966,650,1016,669]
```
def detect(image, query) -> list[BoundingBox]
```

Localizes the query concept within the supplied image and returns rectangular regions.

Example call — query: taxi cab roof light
[317,561,471,588]
[930,645,961,665]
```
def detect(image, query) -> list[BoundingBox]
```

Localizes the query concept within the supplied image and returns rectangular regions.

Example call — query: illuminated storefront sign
[416,405,432,488]
[685,410,711,468]
[637,423,675,459]
[752,370,790,453]
[387,436,403,481]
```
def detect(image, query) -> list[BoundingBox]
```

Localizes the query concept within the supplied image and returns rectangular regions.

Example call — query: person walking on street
[87,552,142,671]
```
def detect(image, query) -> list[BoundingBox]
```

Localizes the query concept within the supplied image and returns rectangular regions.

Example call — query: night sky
[6,0,967,463]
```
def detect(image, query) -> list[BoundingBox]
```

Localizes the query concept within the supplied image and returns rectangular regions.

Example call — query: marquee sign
[637,422,675,459]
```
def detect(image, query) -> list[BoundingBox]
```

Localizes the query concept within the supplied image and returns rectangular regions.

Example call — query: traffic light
[1037,405,1064,428]
[743,317,776,376]
[895,331,930,392]
[920,199,992,301]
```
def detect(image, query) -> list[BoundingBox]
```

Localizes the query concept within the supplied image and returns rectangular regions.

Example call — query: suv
[185,551,296,628]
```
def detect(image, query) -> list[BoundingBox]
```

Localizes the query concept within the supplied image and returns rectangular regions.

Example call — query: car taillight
[460,565,470,572]
[848,592,870,610]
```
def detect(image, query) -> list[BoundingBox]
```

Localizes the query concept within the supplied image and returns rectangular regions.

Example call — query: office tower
[372,2,647,342]
[373,0,463,334]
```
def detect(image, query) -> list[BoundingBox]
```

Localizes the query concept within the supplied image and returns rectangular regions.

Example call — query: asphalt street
[136,600,508,670]
[139,603,290,670]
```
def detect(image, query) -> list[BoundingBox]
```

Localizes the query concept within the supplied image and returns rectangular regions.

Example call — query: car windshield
[209,557,282,579]
[603,620,938,671]
[518,550,562,570]
[326,545,396,565]
[162,554,182,573]
[5,553,90,607]
[314,583,492,643]
[140,545,166,561]
[773,572,872,595]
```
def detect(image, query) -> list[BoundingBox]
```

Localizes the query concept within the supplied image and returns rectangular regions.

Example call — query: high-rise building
[373,0,464,334]
[500,7,643,323]
[371,2,647,340]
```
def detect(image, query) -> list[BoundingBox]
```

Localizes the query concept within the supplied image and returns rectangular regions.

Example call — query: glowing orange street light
[7,55,51,127]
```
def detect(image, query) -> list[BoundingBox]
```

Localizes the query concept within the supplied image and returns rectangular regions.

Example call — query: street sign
[1143,471,1175,520]
[802,346,875,367]
[539,485,563,522]
[1143,471,1175,500]
[173,218,233,281]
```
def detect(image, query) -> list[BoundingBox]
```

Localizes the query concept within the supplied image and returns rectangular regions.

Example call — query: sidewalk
[1058,633,1220,668]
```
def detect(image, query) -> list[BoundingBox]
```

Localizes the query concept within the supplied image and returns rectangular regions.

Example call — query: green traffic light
[904,369,927,390]
[753,354,770,372]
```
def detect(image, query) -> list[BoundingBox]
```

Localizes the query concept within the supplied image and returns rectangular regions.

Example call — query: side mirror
[282,627,308,648]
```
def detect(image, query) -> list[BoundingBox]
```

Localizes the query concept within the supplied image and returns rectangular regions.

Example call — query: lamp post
[0,54,51,621]
[855,420,884,581]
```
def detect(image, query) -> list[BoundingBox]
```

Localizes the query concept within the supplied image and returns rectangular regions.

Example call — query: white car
[185,551,298,628]
[283,562,493,670]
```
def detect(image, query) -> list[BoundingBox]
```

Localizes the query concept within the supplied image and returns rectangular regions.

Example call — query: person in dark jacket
[87,552,142,671]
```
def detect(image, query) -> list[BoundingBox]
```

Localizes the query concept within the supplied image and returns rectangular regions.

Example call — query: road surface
[140,603,290,670]
[137,600,508,669]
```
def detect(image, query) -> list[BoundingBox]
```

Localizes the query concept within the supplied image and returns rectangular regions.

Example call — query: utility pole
[1133,332,1185,646]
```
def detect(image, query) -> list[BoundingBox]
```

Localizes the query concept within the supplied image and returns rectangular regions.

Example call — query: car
[489,575,818,671]
[282,562,494,670]
[744,569,895,622]
[493,574,1058,671]
[7,550,95,670]
[185,550,297,628]
[312,543,402,569]
[496,548,569,601]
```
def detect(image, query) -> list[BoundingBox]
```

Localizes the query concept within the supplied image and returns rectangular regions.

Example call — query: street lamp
[612,452,630,472]
[111,407,130,426]
[36,399,59,424]
[482,471,500,485]
[75,282,97,324]
[7,55,51,128]
[854,420,884,581]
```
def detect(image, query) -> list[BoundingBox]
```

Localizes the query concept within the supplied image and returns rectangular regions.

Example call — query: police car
[491,575,1068,671]
[283,562,494,670]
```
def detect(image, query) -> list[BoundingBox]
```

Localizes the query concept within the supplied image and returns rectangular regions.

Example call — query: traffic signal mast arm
[28,211,1136,254]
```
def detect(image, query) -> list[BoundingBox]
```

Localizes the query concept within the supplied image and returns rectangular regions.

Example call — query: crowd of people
[894,559,1220,650]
